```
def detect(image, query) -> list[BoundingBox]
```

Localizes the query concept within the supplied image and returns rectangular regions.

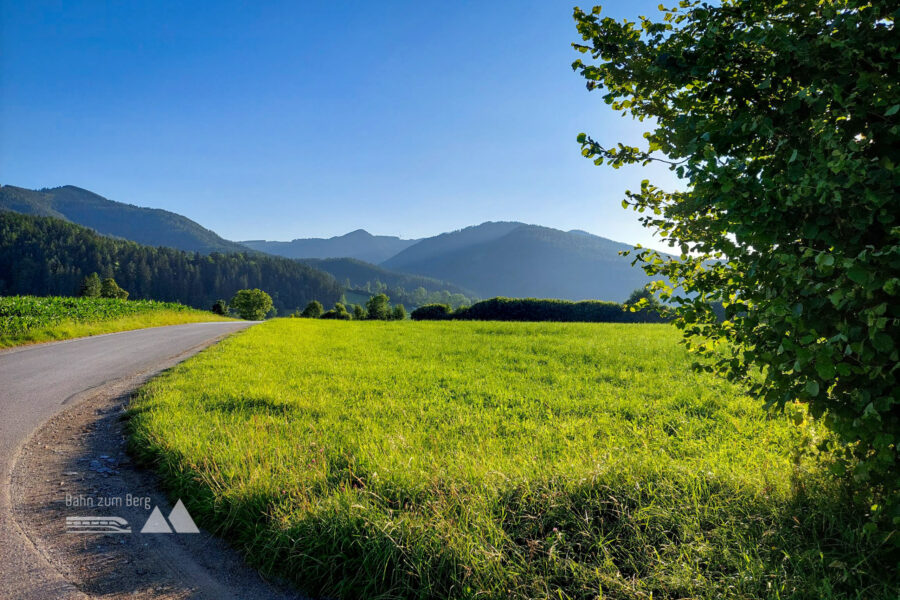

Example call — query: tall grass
[128,320,894,599]
[0,295,232,347]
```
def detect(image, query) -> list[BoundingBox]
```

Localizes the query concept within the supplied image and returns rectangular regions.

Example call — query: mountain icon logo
[140,500,200,534]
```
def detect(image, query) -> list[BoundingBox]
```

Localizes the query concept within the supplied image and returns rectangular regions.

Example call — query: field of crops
[0,295,231,346]
[128,320,892,600]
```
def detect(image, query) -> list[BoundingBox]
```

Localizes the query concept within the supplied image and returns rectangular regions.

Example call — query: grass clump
[0,295,232,347]
[127,319,894,599]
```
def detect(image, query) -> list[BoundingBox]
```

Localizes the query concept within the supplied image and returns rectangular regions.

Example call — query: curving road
[0,321,255,599]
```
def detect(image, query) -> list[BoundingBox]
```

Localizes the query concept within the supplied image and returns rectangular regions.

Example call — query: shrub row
[411,297,668,323]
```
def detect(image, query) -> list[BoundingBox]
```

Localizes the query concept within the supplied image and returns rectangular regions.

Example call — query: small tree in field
[230,289,273,320]
[391,304,407,321]
[79,272,101,297]
[100,277,128,300]
[351,304,367,320]
[573,1,899,522]
[321,302,351,320]
[366,293,391,320]
[301,300,324,318]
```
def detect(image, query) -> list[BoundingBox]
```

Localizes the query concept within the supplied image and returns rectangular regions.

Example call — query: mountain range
[0,185,247,254]
[0,184,657,303]
[241,230,417,264]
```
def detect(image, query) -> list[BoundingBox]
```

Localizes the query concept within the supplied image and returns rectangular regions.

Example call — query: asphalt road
[0,321,255,599]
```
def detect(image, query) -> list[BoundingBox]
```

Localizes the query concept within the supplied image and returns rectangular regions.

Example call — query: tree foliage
[391,303,407,321]
[211,299,228,316]
[410,303,453,321]
[78,272,101,297]
[100,277,129,300]
[230,289,273,320]
[573,1,899,522]
[366,293,392,321]
[321,302,352,320]
[301,300,324,318]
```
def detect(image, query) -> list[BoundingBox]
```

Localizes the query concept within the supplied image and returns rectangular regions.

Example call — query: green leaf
[872,333,894,353]
[805,380,820,397]
[885,104,900,116]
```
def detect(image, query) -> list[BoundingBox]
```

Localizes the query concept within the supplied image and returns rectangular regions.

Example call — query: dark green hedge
[410,303,453,320]
[412,297,667,323]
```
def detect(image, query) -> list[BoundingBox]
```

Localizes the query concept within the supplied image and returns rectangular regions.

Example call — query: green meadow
[127,319,892,599]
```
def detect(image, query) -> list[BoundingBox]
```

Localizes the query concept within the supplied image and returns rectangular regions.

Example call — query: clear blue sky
[0,1,680,249]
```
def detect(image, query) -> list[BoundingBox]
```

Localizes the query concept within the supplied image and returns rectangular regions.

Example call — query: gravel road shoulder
[9,348,307,599]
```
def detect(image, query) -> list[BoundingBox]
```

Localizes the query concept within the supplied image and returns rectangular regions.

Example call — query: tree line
[0,212,343,313]
[295,293,406,321]
[410,294,667,323]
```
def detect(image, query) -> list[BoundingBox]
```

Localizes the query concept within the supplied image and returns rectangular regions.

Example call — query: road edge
[3,328,253,599]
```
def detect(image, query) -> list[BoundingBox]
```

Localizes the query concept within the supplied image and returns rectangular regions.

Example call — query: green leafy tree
[391,303,407,321]
[351,304,367,320]
[211,299,228,316]
[230,288,273,320]
[320,302,351,320]
[573,1,899,521]
[301,300,324,318]
[78,272,101,297]
[366,293,391,320]
[100,277,128,300]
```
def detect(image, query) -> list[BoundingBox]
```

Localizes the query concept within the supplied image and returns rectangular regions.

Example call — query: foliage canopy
[573,0,899,522]
[230,288,273,321]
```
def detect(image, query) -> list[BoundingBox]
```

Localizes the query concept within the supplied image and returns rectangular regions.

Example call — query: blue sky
[0,1,680,249]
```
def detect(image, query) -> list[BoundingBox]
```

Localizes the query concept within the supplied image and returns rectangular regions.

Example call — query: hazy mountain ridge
[241,229,418,263]
[382,223,656,302]
[0,185,248,254]
[297,257,476,297]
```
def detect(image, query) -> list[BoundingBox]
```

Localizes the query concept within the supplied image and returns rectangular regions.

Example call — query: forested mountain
[0,185,248,254]
[241,229,417,263]
[382,222,658,302]
[0,212,342,313]
[382,222,524,270]
[298,257,477,307]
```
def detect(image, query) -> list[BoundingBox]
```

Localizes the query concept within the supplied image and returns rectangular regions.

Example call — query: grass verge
[127,319,894,599]
[0,295,233,348]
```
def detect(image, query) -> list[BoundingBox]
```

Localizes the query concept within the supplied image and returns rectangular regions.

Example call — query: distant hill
[0,185,248,254]
[0,212,343,313]
[241,229,418,263]
[382,222,658,302]
[298,257,477,307]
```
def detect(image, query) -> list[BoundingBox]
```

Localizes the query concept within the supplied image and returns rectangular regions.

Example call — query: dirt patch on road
[10,372,308,599]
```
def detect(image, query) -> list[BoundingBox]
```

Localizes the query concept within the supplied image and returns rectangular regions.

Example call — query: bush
[391,304,407,320]
[230,289,273,320]
[100,277,128,300]
[211,299,228,316]
[410,303,453,321]
[366,293,391,320]
[351,304,367,320]
[320,302,351,320]
[300,300,324,318]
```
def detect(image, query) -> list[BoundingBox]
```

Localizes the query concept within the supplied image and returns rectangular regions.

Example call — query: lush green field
[0,295,232,347]
[128,320,892,599]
